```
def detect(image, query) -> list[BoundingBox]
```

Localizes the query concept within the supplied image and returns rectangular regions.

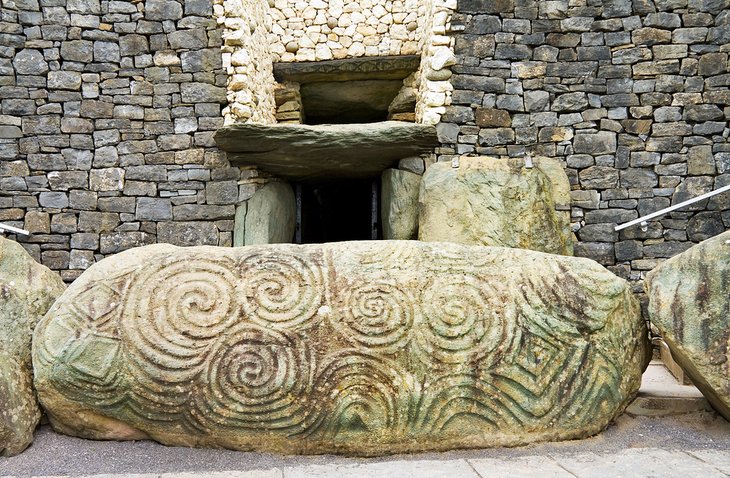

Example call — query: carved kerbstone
[34,241,647,456]
[646,230,730,419]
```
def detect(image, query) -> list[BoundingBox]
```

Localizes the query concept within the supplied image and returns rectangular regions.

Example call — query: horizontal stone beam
[273,55,421,83]
[214,121,438,181]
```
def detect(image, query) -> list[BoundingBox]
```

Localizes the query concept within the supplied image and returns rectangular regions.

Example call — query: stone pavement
[4,447,730,477]
[4,411,730,478]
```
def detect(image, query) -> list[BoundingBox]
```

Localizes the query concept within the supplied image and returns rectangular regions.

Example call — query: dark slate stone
[451,75,505,93]
[215,122,438,181]
[464,15,502,34]
[145,0,183,20]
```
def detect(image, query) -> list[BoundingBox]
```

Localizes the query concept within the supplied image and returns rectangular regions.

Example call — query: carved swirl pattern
[416,274,509,367]
[333,281,414,353]
[238,253,324,329]
[304,352,416,440]
[120,256,241,411]
[35,243,637,453]
[192,323,314,432]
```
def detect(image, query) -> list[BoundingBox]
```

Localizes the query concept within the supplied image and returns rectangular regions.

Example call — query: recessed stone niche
[214,0,457,245]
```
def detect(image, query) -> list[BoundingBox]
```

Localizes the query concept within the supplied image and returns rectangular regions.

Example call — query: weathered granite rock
[419,156,574,255]
[381,169,420,240]
[0,237,65,456]
[233,182,295,246]
[214,122,438,181]
[645,231,730,419]
[34,241,646,456]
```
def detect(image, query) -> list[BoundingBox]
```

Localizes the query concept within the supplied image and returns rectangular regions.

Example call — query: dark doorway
[295,178,380,243]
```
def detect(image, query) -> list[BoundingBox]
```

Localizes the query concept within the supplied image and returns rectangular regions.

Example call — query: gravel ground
[4,411,730,476]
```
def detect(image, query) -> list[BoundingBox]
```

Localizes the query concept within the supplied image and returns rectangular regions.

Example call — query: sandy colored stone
[418,156,574,255]
[381,169,420,240]
[34,241,645,456]
[234,182,296,246]
[646,231,730,419]
[0,237,66,456]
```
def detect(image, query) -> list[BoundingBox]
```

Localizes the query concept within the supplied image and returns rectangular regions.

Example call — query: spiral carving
[333,281,414,353]
[238,253,324,329]
[304,352,416,440]
[416,274,509,367]
[120,256,241,388]
[192,323,314,432]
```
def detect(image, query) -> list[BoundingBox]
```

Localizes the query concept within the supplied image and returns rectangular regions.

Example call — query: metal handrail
[615,183,730,231]
[0,222,30,236]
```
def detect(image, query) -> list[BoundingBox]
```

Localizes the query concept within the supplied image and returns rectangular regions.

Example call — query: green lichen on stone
[646,230,730,419]
[0,237,65,456]
[418,156,574,255]
[35,241,645,456]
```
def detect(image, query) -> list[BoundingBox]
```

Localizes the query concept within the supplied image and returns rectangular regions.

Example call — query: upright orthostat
[34,241,647,455]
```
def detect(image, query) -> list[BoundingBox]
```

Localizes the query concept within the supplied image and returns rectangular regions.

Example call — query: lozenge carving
[33,241,647,455]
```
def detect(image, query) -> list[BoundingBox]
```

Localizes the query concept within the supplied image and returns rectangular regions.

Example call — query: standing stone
[34,241,646,455]
[646,231,730,420]
[419,156,573,255]
[0,237,65,456]
[234,182,295,246]
[381,169,420,240]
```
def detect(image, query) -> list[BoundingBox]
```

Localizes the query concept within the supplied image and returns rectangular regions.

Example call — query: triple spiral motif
[36,243,629,451]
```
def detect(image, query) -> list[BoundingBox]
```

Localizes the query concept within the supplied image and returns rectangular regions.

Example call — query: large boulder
[646,230,730,419]
[34,241,646,456]
[0,237,65,456]
[419,156,574,255]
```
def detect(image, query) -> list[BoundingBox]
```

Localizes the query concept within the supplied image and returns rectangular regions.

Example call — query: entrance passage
[296,178,380,243]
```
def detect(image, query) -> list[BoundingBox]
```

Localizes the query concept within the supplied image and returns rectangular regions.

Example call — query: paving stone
[557,449,727,478]
[469,456,573,478]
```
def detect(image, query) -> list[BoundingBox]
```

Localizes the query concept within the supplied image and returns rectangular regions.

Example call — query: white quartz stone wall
[267,0,424,62]
[217,0,456,125]
[216,0,278,124]
[415,0,456,125]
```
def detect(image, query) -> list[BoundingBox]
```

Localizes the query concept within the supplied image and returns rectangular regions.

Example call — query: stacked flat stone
[438,0,730,281]
[1,0,245,282]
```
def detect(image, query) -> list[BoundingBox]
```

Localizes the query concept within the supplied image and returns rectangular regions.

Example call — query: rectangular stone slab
[33,241,647,456]
[213,121,438,181]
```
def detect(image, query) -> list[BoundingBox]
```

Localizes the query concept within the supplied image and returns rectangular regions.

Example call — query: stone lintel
[273,55,421,83]
[214,121,438,181]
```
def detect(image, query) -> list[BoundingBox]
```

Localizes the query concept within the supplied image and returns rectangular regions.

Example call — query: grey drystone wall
[439,0,730,284]
[0,0,247,281]
[1,0,729,286]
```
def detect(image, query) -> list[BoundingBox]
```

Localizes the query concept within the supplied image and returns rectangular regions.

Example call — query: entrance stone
[0,237,65,456]
[419,156,573,255]
[645,230,730,419]
[35,241,645,455]
[234,182,295,246]
[381,168,420,240]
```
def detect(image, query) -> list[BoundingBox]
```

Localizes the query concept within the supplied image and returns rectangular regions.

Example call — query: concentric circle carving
[238,253,324,329]
[333,281,414,353]
[416,274,508,366]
